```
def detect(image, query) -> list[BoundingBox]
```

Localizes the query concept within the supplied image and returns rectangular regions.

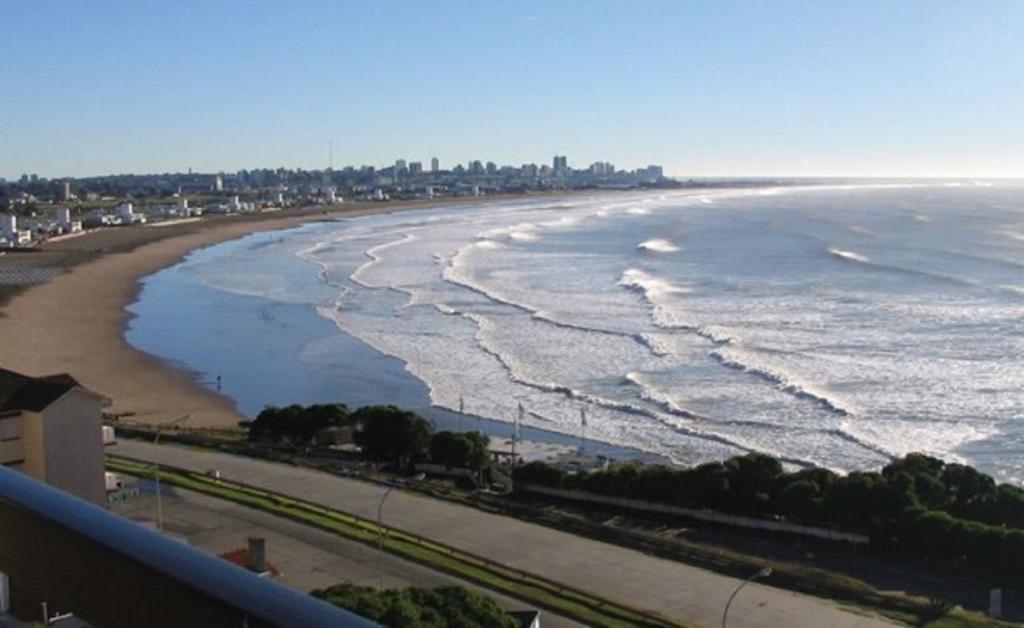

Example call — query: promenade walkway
[116,440,895,628]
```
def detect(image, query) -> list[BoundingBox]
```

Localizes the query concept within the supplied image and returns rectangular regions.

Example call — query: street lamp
[721,567,772,628]
[377,473,425,588]
[153,414,190,530]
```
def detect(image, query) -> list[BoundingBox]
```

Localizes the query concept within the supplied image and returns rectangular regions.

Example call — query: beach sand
[0,200,479,427]
[0,193,590,429]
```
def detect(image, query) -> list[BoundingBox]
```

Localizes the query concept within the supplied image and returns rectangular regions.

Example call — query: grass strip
[106,456,688,628]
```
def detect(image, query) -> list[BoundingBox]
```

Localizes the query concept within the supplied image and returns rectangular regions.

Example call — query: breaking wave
[709,347,854,416]
[637,238,680,253]
[828,247,871,264]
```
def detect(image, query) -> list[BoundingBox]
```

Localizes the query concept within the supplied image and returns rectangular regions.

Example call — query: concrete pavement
[113,479,583,627]
[114,440,897,628]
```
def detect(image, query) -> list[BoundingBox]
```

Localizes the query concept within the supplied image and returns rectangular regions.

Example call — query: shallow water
[127,184,1024,482]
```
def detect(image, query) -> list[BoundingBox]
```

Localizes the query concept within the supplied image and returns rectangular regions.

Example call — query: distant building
[395,159,407,173]
[219,537,279,578]
[0,367,107,504]
[60,181,71,202]
[115,202,144,224]
[213,174,224,192]
[552,155,568,174]
[56,207,82,234]
[431,157,440,172]
[1,214,31,246]
[1,215,16,240]
[408,161,423,175]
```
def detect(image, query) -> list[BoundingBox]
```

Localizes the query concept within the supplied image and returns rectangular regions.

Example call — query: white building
[1,214,16,239]
[1,214,31,246]
[177,197,190,216]
[55,208,82,234]
[0,367,108,505]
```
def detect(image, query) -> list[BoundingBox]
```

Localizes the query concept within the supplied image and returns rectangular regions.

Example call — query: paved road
[115,440,896,628]
[114,479,582,628]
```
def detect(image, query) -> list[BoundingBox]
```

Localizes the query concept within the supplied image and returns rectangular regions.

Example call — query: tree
[777,480,821,521]
[311,584,517,628]
[352,405,432,468]
[429,431,491,470]
[513,461,565,487]
[723,453,782,514]
[940,463,996,517]
[249,403,349,443]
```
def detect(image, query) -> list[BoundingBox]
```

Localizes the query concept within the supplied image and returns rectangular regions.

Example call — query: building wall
[17,411,45,481]
[0,415,24,468]
[0,497,267,628]
[41,390,105,505]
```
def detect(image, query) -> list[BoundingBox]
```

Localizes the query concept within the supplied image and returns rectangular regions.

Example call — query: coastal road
[115,440,896,628]
[114,480,582,627]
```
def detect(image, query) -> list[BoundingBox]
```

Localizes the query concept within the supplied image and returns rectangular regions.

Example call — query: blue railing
[0,464,377,627]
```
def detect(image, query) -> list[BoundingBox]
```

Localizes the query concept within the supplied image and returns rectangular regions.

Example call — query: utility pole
[580,407,587,454]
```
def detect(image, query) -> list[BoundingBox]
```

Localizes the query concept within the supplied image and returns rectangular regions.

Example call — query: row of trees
[514,452,1024,581]
[247,403,350,443]
[248,404,490,471]
[312,584,517,628]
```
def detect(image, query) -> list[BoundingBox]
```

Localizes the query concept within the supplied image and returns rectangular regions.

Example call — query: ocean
[126,183,1024,482]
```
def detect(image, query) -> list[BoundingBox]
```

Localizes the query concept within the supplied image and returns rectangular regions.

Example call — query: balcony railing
[0,464,377,628]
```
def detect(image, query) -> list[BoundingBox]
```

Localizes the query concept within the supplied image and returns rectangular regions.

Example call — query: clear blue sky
[2,1,1022,179]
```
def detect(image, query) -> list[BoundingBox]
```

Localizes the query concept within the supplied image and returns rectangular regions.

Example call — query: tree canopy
[312,584,518,628]
[429,431,490,470]
[514,451,1024,582]
[248,403,350,443]
[352,405,432,468]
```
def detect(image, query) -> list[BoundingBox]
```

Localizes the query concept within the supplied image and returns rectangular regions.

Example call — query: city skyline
[2,1,1023,179]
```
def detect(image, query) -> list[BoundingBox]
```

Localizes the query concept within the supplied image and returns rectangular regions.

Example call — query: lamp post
[377,473,425,588]
[721,567,772,628]
[153,414,190,531]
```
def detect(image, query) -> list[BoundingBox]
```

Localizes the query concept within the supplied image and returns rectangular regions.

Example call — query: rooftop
[0,367,84,413]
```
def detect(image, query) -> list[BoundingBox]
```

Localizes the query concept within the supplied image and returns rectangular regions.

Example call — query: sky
[1,1,1022,179]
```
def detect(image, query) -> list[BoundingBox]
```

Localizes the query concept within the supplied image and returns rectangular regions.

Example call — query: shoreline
[0,192,600,429]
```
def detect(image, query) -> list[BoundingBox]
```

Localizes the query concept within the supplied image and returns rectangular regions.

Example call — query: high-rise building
[431,157,440,172]
[409,161,423,175]
[553,155,568,173]
[60,181,71,201]
[395,159,407,172]
[213,174,224,192]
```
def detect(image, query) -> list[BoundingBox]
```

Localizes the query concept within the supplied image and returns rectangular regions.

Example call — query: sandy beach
[0,195,572,428]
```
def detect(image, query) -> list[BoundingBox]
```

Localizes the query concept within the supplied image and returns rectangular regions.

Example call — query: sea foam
[637,238,680,253]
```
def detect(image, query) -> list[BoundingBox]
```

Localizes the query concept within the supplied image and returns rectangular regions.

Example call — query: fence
[518,483,870,545]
